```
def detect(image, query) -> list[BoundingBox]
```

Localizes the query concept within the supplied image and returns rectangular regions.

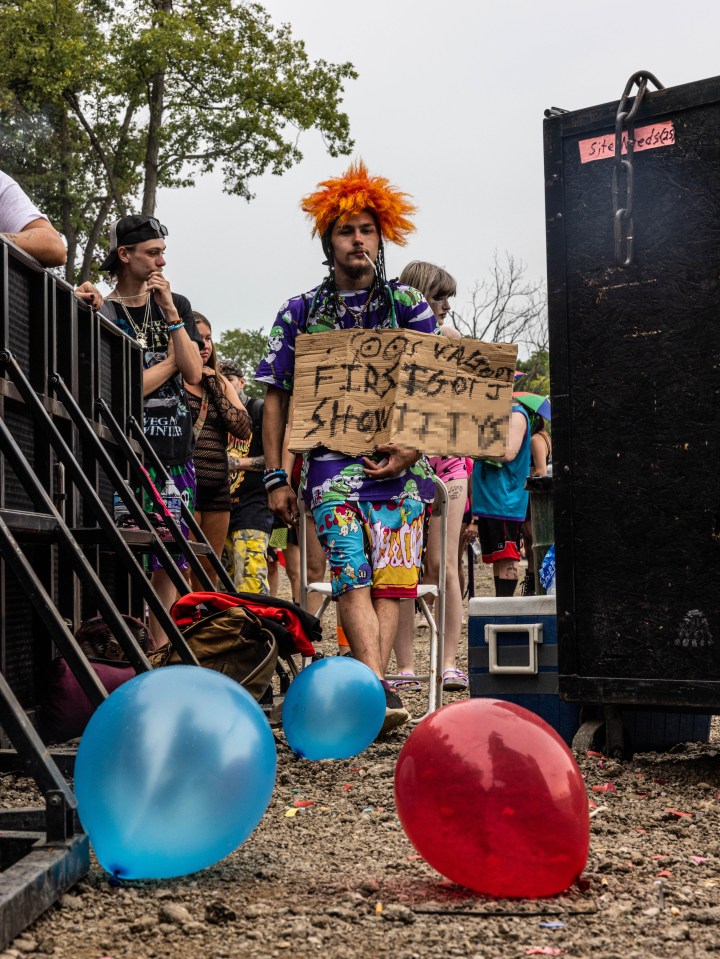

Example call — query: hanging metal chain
[612,70,665,267]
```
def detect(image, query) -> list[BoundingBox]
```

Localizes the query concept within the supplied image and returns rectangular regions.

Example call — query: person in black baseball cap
[97,215,169,274]
[75,213,203,648]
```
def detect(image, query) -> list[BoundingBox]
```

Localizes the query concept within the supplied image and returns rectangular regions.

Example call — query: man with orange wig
[255,161,438,732]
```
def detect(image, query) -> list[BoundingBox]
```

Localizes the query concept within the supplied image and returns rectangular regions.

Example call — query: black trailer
[544,72,720,753]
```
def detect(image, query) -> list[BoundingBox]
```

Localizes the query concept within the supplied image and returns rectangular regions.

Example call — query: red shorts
[478,517,523,564]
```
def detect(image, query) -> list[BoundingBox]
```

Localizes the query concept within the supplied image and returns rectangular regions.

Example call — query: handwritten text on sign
[289,329,518,458]
[578,121,675,164]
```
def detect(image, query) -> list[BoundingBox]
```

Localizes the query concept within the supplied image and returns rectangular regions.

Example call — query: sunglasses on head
[141,217,168,237]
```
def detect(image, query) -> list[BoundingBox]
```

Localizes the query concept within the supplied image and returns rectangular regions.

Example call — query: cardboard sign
[289,329,517,458]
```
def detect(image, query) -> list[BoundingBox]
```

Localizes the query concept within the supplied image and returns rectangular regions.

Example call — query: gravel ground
[2,559,719,959]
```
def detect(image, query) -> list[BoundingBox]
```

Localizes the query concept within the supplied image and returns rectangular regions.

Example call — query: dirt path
[3,559,719,959]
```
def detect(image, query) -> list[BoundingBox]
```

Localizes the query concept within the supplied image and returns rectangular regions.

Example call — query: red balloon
[394,699,589,898]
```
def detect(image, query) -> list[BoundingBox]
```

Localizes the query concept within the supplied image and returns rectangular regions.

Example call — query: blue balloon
[282,657,386,760]
[74,665,277,879]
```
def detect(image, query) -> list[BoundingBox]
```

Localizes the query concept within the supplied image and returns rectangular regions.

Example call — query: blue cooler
[468,595,580,746]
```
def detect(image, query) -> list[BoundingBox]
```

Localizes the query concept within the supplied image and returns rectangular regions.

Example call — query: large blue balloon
[282,656,385,760]
[74,665,277,879]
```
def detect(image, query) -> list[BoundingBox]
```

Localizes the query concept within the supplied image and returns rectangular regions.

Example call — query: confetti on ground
[691,856,709,864]
[665,809,692,818]
[406,854,423,861]
[292,800,315,808]
[656,870,673,878]
[342,784,352,791]
[651,855,670,861]
[635,828,648,834]
[587,750,603,758]
[375,902,383,915]
[526,948,563,956]
[592,783,617,793]
[284,808,298,818]
[539,922,566,929]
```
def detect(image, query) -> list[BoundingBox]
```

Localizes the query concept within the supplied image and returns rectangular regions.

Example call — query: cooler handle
[484,623,543,675]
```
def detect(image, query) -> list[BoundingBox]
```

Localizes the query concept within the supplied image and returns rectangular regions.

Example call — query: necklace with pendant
[335,279,375,328]
[111,291,152,348]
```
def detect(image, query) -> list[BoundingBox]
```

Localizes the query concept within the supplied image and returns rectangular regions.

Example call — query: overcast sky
[154,0,720,347]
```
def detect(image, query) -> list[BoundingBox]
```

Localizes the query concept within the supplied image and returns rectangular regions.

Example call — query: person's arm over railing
[1,217,66,267]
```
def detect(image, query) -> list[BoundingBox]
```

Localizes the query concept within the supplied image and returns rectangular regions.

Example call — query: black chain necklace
[334,278,376,327]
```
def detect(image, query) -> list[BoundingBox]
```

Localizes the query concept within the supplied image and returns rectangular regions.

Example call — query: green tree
[516,349,550,397]
[217,326,267,398]
[0,0,356,282]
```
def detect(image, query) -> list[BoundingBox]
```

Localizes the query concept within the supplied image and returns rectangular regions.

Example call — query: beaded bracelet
[166,321,184,332]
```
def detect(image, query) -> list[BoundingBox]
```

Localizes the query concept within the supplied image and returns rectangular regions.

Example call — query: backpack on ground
[152,601,279,701]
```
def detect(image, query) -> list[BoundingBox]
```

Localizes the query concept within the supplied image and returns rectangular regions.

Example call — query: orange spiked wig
[301,160,417,245]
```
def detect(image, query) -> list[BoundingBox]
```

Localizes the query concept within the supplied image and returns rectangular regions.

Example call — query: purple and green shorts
[312,497,425,600]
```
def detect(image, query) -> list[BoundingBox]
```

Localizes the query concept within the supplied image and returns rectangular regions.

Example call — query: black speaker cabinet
[544,73,720,708]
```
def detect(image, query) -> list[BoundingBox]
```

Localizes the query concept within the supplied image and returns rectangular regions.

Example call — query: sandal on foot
[442,667,468,692]
[388,670,422,692]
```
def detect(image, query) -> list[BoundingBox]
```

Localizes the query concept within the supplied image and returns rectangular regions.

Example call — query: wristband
[166,322,184,332]
[263,468,289,494]
[264,476,289,494]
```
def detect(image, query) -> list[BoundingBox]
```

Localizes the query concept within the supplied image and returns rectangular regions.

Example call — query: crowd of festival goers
[1,162,550,733]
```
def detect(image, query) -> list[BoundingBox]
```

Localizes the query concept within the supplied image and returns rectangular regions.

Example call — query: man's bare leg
[337,587,383,676]
[374,597,401,674]
[338,588,408,732]
[392,600,416,673]
[493,557,520,597]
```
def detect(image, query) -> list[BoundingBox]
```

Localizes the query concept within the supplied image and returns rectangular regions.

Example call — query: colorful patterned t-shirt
[255,281,439,506]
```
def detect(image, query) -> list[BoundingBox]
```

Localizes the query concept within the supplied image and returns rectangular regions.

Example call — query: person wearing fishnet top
[184,312,251,589]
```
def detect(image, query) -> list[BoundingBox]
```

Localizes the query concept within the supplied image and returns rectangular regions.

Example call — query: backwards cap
[98,215,167,272]
[301,160,416,245]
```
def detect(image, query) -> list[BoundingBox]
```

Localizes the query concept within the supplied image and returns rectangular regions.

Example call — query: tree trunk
[65,229,78,286]
[79,197,113,283]
[141,0,172,216]
[59,109,76,284]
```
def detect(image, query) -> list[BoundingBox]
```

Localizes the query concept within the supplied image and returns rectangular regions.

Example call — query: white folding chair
[297,474,448,721]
